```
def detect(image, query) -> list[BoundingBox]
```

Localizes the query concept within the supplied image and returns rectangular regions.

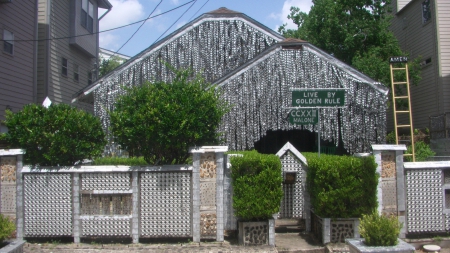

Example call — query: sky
[99,0,313,58]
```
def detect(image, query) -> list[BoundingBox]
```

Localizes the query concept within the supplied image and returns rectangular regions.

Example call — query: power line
[109,0,164,58]
[152,0,198,45]
[0,0,195,43]
[187,0,210,23]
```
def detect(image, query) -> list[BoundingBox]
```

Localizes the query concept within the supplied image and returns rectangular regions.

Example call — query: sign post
[288,88,347,156]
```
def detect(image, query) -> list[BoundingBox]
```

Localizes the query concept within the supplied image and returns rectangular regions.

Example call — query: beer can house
[73,8,389,155]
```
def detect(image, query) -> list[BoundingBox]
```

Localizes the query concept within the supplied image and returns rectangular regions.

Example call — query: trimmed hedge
[304,153,378,218]
[2,104,106,166]
[229,150,283,221]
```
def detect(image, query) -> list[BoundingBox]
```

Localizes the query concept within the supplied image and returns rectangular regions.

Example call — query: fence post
[73,173,80,243]
[131,171,139,243]
[191,152,201,243]
[216,152,224,242]
[15,153,23,240]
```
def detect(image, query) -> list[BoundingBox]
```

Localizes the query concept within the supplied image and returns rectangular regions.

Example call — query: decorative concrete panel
[81,216,131,237]
[24,174,72,236]
[1,184,16,214]
[279,151,304,219]
[1,156,17,216]
[140,172,191,237]
[1,156,16,182]
[81,173,131,191]
[200,182,216,207]
[238,221,268,245]
[331,220,354,243]
[81,194,132,215]
[200,213,216,237]
[381,151,396,178]
[381,179,397,214]
[200,153,216,179]
[406,169,444,233]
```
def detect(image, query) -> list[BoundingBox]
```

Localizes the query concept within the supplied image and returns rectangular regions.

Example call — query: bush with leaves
[109,67,228,165]
[405,141,435,162]
[2,104,106,166]
[304,153,378,218]
[0,214,15,243]
[359,210,402,246]
[230,150,283,221]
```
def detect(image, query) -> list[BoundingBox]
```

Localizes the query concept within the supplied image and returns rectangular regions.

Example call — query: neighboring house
[390,0,450,129]
[37,0,112,111]
[99,47,130,63]
[0,0,38,130]
[74,8,388,155]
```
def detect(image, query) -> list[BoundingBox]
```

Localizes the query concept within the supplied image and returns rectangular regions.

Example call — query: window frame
[3,29,14,55]
[88,71,92,85]
[81,0,94,33]
[73,63,79,82]
[422,0,431,24]
[62,57,68,77]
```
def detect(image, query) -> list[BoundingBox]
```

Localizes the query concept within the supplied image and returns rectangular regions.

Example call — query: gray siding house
[390,0,450,129]
[37,0,112,111]
[0,0,38,126]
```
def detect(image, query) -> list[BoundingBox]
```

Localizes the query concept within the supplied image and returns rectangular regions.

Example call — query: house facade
[390,0,450,129]
[37,0,112,111]
[74,8,389,155]
[0,0,38,128]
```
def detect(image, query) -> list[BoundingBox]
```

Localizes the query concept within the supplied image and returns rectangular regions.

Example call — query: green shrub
[110,66,228,165]
[2,104,106,166]
[304,153,378,218]
[92,156,148,166]
[405,141,435,162]
[230,150,283,221]
[359,210,402,246]
[0,214,15,243]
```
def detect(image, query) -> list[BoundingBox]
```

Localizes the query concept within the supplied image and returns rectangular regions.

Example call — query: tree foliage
[2,104,106,166]
[279,0,421,86]
[99,56,124,77]
[109,67,229,165]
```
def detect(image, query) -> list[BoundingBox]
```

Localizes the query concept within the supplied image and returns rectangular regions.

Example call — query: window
[422,0,431,24]
[62,57,68,76]
[3,30,13,54]
[420,57,432,67]
[88,71,92,85]
[73,64,79,81]
[81,0,94,33]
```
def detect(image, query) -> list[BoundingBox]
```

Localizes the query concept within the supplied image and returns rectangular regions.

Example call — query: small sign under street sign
[289,109,318,125]
[291,89,345,107]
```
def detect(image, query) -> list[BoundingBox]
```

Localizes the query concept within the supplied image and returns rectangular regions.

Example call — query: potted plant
[346,210,415,253]
[229,150,283,246]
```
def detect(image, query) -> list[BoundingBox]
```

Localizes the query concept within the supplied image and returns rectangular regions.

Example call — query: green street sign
[291,89,345,107]
[289,109,318,125]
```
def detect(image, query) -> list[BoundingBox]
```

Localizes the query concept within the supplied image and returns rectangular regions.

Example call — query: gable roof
[212,39,388,96]
[73,7,284,103]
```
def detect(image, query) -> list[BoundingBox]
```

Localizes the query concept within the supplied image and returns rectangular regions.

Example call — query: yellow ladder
[389,57,415,161]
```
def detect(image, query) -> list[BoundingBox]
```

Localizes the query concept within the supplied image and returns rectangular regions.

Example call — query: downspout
[33,0,38,103]
[44,0,52,102]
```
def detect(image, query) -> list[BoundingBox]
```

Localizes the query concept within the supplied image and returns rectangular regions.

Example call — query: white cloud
[271,0,313,30]
[171,0,180,5]
[99,32,120,50]
[99,0,145,31]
